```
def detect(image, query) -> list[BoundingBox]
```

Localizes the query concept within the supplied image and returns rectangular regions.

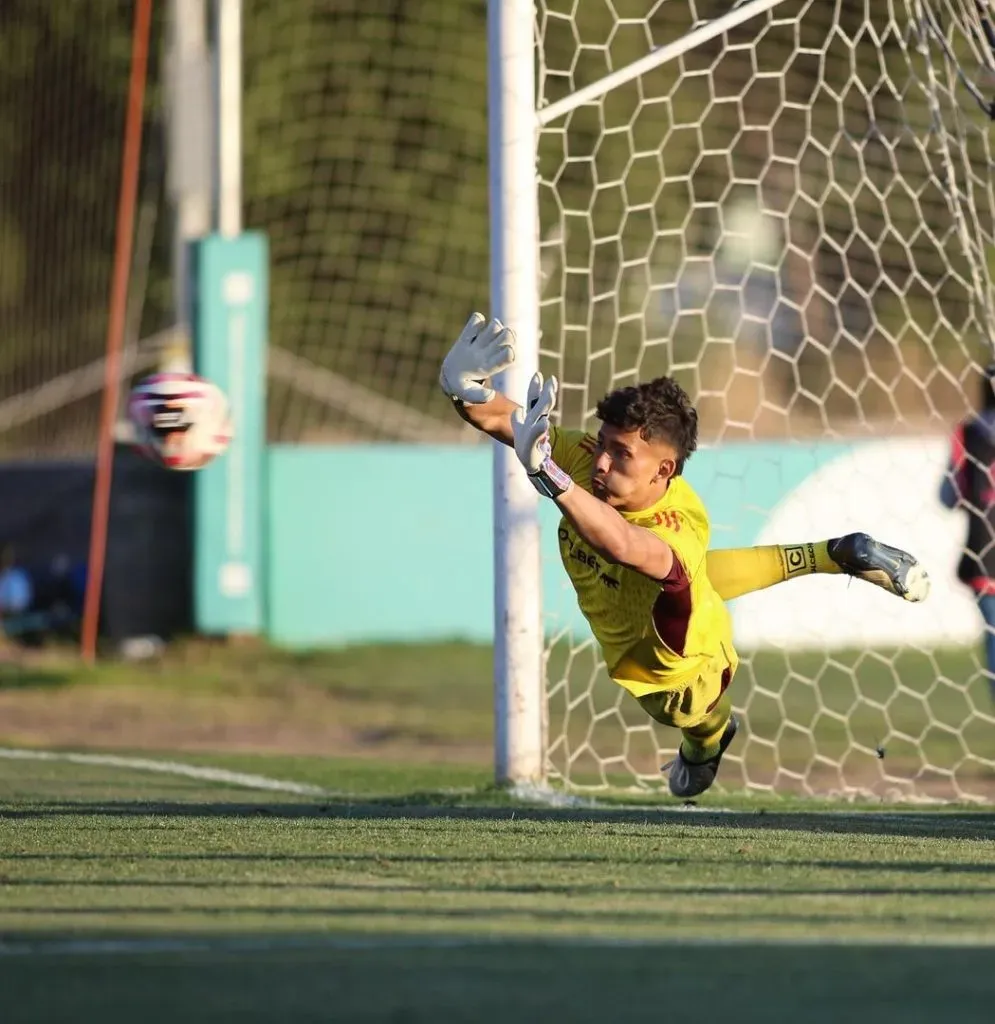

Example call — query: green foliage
[0,1,140,368]
[240,1,491,438]
[0,0,169,455]
[2,1,991,449]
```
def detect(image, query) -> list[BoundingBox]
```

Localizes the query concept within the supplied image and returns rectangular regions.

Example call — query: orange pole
[81,0,154,663]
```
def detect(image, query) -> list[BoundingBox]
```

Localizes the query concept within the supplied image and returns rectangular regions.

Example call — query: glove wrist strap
[529,456,573,499]
[442,379,494,406]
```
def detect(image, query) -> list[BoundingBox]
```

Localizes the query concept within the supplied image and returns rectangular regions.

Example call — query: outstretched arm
[453,392,520,447]
[555,483,674,580]
[512,370,675,582]
[440,312,520,447]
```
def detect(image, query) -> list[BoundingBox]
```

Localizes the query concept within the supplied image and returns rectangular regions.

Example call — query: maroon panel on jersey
[652,556,691,656]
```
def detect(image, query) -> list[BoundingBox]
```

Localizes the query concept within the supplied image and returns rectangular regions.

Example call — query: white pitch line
[0,748,333,798]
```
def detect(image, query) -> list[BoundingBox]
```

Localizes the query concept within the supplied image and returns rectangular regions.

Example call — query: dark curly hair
[595,376,698,475]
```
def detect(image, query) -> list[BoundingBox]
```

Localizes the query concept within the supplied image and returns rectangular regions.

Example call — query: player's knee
[636,674,730,732]
[636,690,676,726]
[636,686,697,729]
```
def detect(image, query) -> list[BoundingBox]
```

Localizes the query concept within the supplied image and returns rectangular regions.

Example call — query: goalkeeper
[441,314,931,799]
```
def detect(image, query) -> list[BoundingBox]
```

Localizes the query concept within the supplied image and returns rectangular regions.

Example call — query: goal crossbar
[535,0,792,127]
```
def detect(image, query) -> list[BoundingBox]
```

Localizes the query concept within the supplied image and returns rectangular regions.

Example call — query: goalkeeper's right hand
[439,312,516,405]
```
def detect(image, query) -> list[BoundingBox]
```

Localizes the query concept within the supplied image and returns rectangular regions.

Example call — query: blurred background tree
[0,0,987,453]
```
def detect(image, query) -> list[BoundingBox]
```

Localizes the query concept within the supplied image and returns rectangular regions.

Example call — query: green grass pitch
[2,752,995,1023]
[1,640,995,1020]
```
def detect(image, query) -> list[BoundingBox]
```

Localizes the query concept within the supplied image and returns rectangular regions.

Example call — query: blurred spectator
[0,545,33,617]
[0,544,85,644]
[940,364,995,700]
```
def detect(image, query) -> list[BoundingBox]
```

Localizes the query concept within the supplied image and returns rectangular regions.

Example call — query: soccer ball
[127,372,233,471]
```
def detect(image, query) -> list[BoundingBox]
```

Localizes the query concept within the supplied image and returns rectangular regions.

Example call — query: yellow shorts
[611,640,737,730]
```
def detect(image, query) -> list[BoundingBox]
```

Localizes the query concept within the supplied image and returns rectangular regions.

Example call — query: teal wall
[264,440,852,647]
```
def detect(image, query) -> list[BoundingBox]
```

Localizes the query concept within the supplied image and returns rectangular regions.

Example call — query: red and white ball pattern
[127,372,233,471]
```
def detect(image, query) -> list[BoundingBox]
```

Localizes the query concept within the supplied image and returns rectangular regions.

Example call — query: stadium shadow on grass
[5,797,995,841]
[1,937,994,1024]
[3,874,995,897]
[2,905,995,936]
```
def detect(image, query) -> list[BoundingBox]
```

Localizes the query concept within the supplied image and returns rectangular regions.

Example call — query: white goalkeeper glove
[439,312,516,405]
[511,371,574,500]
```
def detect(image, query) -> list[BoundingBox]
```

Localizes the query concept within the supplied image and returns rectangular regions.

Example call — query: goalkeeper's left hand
[439,312,516,405]
[511,371,574,499]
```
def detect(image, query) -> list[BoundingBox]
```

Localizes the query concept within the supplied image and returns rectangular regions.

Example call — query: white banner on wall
[731,436,980,651]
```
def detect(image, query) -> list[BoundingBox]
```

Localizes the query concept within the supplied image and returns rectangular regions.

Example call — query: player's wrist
[454,386,495,406]
[439,367,495,406]
[528,455,573,499]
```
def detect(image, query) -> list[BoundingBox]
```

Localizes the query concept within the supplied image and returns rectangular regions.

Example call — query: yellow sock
[680,691,732,762]
[705,542,842,601]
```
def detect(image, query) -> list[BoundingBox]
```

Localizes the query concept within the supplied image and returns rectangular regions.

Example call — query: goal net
[240,1,491,444]
[0,3,163,458]
[538,0,995,801]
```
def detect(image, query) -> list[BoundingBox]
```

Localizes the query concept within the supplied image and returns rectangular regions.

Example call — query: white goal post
[490,0,798,786]
[489,0,544,784]
[491,0,995,799]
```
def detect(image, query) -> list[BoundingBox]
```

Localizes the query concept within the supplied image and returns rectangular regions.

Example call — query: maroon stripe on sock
[652,557,691,655]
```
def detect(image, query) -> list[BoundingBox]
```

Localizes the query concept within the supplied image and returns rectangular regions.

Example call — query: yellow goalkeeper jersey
[549,426,737,699]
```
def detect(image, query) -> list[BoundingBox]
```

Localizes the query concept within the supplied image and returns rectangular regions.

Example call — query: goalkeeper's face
[591,424,677,511]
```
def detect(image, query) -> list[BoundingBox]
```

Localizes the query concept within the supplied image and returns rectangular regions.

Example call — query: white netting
[0,2,164,458]
[538,0,995,801]
[240,0,489,444]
